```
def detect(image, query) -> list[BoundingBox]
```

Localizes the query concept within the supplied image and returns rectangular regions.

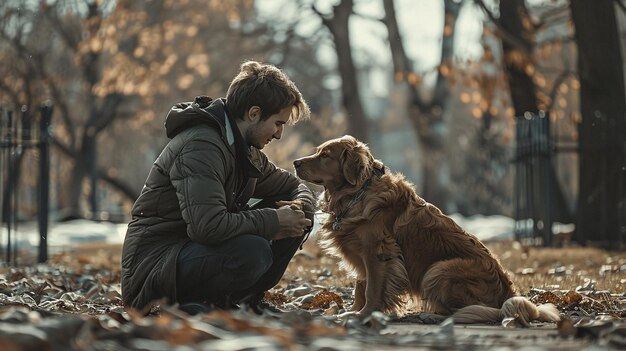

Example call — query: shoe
[212,296,240,311]
[247,297,284,315]
[233,292,284,315]
[179,302,213,316]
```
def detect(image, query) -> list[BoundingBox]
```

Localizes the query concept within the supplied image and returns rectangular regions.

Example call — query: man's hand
[274,204,311,240]
[276,200,302,211]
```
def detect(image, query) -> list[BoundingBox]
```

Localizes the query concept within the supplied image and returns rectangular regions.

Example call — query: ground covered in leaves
[1,239,625,350]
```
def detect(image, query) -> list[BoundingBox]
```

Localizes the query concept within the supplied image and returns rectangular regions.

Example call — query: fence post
[538,112,553,246]
[38,102,52,263]
[514,112,555,246]
[0,109,3,260]
[4,110,15,263]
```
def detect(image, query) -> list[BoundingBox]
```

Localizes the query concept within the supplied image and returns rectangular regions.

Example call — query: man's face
[246,106,291,149]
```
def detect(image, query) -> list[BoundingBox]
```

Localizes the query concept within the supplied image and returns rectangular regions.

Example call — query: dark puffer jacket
[121,97,315,310]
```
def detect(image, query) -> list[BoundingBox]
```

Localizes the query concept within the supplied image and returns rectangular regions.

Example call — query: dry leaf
[301,290,343,310]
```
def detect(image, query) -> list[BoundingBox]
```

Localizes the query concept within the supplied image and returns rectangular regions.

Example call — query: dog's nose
[293,159,302,168]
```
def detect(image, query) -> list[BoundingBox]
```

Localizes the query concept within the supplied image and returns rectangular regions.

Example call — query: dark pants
[175,197,308,306]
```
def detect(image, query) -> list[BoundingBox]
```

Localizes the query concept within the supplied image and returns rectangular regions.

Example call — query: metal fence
[513,111,574,246]
[0,103,52,264]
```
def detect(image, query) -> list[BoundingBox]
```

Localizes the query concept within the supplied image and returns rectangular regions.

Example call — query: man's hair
[226,61,310,124]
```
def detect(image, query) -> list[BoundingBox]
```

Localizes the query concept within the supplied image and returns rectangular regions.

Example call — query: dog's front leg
[357,255,386,316]
[350,280,366,312]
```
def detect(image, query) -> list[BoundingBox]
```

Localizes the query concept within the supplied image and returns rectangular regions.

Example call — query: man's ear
[246,106,261,122]
[341,147,371,186]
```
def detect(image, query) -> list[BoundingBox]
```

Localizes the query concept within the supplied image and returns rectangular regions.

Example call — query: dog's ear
[341,144,373,186]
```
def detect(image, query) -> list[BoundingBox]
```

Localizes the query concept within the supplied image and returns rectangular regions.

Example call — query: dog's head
[294,135,381,192]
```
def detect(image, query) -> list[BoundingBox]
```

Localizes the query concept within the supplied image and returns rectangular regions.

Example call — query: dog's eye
[319,153,329,158]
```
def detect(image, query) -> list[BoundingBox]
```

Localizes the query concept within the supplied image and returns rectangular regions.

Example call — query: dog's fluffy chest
[318,225,368,276]
[321,221,365,253]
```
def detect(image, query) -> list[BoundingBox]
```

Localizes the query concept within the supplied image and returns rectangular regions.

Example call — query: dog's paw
[337,309,372,320]
[337,310,389,330]
[336,311,363,324]
[337,310,360,319]
[361,311,390,329]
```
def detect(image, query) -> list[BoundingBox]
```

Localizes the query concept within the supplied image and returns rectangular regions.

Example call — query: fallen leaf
[302,290,343,310]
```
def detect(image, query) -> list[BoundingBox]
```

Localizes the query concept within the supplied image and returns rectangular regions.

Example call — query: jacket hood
[164,96,262,179]
[164,96,226,139]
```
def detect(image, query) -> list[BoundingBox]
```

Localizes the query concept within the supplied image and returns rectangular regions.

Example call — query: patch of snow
[0,219,127,252]
[448,213,515,241]
[0,212,516,255]
[310,211,515,241]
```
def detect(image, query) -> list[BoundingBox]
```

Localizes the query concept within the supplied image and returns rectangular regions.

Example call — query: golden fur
[294,135,560,325]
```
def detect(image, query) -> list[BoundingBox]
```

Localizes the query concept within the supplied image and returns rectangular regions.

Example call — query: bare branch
[94,92,123,133]
[40,3,81,52]
[52,136,138,202]
[534,4,571,30]
[0,19,76,146]
[381,0,426,109]
[473,0,532,54]
[616,0,626,14]
[473,0,499,24]
[351,11,384,23]
[0,81,21,106]
[311,3,331,27]
[98,170,139,203]
[545,70,575,114]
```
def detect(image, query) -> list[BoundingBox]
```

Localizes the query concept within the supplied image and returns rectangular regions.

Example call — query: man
[121,61,315,315]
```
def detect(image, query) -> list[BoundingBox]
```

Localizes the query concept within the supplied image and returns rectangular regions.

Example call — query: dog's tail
[451,296,560,326]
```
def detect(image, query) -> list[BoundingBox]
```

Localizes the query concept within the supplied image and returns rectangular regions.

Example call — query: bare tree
[0,0,300,219]
[570,0,626,247]
[381,0,463,210]
[476,0,573,242]
[312,0,369,142]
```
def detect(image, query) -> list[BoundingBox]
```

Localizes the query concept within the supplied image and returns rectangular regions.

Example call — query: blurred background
[0,0,625,259]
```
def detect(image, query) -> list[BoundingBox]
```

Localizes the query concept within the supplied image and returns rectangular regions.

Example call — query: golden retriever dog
[293,135,559,326]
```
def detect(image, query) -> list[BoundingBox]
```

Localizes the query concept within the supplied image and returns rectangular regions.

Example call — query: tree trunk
[66,2,102,219]
[67,145,88,219]
[382,0,461,211]
[497,0,573,245]
[571,0,626,247]
[499,0,536,115]
[317,0,369,142]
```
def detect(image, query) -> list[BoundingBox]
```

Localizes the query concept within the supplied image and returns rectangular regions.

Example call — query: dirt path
[380,323,590,350]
